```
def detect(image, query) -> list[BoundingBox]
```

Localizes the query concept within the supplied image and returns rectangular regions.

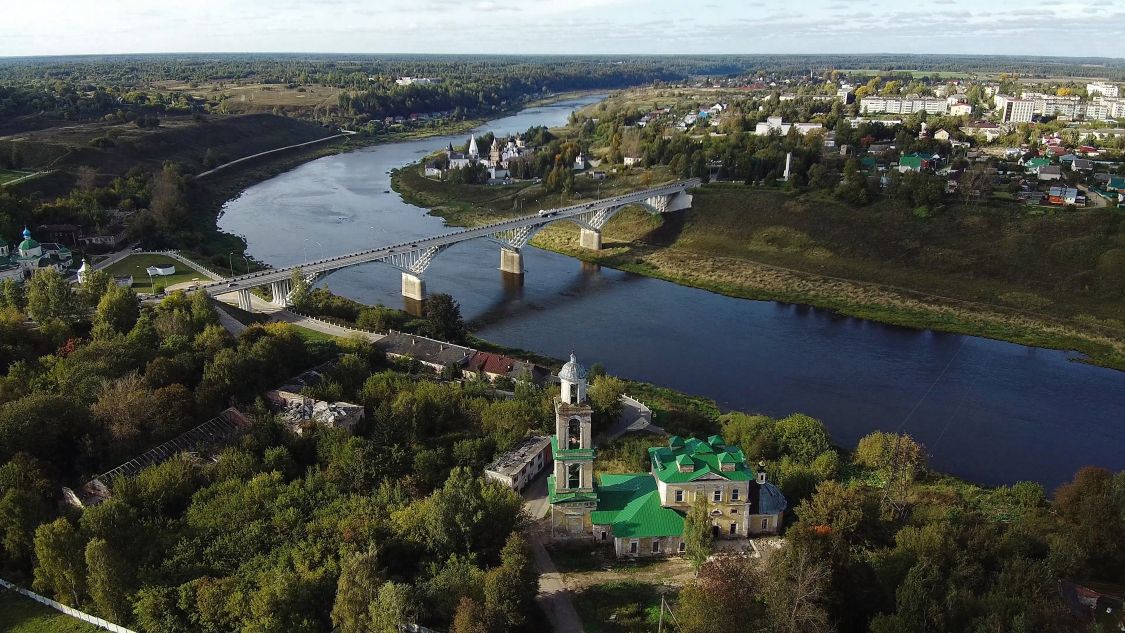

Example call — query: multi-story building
[950,103,973,116]
[997,96,1035,123]
[1083,102,1111,121]
[753,116,823,136]
[1094,96,1125,119]
[860,97,949,115]
[1087,82,1120,98]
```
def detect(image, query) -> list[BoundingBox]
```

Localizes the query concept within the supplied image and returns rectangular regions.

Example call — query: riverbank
[392,164,1125,371]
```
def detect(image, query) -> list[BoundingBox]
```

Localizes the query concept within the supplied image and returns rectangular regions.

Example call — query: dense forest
[0,259,1121,633]
[0,268,563,632]
[3,53,1125,128]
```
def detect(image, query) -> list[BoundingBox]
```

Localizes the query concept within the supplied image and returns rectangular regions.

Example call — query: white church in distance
[429,134,533,183]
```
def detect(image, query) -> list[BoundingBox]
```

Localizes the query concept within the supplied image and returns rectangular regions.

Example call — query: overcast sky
[3,0,1124,58]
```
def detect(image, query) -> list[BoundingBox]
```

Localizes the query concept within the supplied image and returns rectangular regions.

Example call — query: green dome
[18,238,40,252]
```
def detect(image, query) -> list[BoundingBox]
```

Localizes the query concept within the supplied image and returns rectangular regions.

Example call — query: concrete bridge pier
[401,272,426,302]
[499,247,524,275]
[236,289,253,312]
[270,279,292,307]
[579,228,602,251]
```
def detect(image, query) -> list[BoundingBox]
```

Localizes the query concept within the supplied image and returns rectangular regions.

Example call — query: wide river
[219,95,1124,491]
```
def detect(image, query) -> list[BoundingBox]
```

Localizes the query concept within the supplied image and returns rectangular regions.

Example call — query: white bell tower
[549,353,598,539]
[559,353,587,405]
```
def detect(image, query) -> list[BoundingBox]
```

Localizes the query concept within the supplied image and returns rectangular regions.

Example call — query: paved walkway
[214,290,383,342]
[522,476,584,633]
[212,304,248,337]
[529,533,584,633]
[195,130,356,179]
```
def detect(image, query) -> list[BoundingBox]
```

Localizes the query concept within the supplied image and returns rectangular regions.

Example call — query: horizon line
[2,51,1124,63]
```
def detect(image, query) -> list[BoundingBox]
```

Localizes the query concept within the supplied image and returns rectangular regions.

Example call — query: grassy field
[393,166,1125,370]
[571,581,676,633]
[0,590,102,633]
[102,254,208,293]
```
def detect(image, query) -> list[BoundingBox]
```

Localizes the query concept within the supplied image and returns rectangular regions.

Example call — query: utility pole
[658,595,664,633]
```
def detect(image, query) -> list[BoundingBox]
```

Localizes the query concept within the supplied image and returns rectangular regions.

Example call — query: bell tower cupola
[558,353,587,405]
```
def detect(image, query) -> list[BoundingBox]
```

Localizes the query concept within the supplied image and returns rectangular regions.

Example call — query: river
[217,95,1125,491]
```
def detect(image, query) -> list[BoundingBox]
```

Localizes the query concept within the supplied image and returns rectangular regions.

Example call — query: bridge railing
[198,180,700,289]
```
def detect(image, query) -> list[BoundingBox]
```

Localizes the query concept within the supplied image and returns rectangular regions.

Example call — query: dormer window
[720,462,736,472]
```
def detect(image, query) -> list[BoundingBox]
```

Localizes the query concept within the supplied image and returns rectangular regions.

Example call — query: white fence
[0,577,137,633]
[289,311,385,340]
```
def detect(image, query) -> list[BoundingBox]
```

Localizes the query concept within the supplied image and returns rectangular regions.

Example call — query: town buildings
[1086,82,1119,98]
[997,96,1035,123]
[860,97,949,115]
[753,116,823,136]
[485,434,552,493]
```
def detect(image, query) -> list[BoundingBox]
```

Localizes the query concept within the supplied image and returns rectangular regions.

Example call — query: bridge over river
[201,179,700,311]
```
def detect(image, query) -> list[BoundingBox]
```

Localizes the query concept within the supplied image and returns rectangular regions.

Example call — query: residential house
[898,152,934,173]
[375,332,475,373]
[1038,165,1063,181]
[1071,159,1094,172]
[950,103,973,116]
[623,156,641,167]
[465,350,547,384]
[961,121,1002,142]
[933,129,951,141]
[1023,156,1053,173]
[1047,186,1081,205]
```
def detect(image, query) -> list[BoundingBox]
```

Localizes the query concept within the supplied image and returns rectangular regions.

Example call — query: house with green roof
[1023,156,1053,174]
[897,152,934,173]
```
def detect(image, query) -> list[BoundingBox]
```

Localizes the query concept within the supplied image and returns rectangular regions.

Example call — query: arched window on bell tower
[568,418,582,448]
[567,463,582,489]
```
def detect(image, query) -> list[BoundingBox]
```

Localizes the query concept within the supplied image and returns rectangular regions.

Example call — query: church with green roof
[547,355,787,558]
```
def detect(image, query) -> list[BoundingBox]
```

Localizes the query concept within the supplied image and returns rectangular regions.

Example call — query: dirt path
[530,533,585,633]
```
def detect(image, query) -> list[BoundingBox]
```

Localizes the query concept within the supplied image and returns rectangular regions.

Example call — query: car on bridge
[538,210,557,217]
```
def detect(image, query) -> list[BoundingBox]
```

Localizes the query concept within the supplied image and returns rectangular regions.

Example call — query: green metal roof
[648,436,754,484]
[899,155,926,168]
[1108,176,1125,191]
[1026,157,1052,168]
[547,475,599,505]
[550,435,595,460]
[590,474,684,538]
